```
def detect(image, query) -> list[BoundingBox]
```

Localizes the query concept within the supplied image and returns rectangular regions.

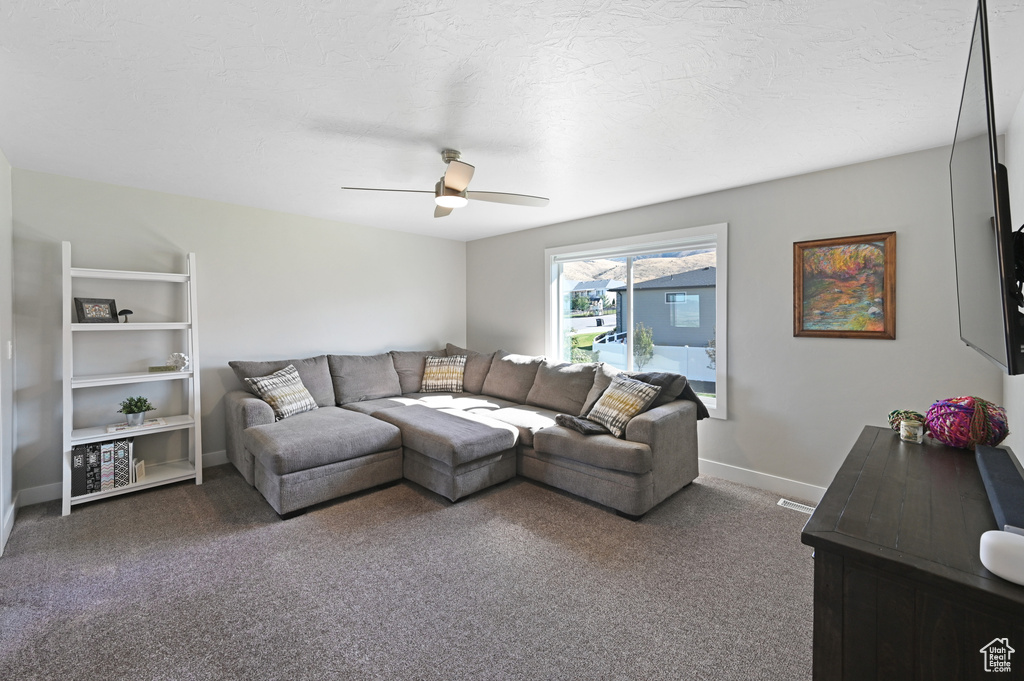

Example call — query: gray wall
[0,147,12,551]
[467,146,1004,499]
[12,170,467,502]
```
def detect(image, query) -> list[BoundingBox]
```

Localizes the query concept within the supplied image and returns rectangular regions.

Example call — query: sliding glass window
[545,224,727,418]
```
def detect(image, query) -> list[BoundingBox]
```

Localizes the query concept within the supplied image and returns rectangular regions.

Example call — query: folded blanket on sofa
[558,372,709,436]
[678,381,710,420]
[555,413,610,435]
[624,371,710,420]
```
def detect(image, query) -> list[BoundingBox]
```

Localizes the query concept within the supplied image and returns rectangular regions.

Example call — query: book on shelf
[134,459,145,482]
[100,442,114,491]
[113,439,132,488]
[105,417,167,434]
[85,444,101,494]
[71,444,89,497]
[72,439,133,497]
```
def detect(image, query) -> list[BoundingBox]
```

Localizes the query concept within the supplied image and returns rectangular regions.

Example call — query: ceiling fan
[342,149,549,218]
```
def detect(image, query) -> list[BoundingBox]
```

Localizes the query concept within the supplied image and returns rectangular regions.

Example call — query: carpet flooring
[0,466,814,680]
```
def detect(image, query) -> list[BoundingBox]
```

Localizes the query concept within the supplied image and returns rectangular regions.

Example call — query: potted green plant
[118,396,155,426]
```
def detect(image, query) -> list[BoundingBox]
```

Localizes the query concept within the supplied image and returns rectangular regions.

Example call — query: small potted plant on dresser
[118,396,155,427]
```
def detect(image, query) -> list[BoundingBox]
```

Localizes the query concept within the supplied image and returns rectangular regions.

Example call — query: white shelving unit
[61,242,202,515]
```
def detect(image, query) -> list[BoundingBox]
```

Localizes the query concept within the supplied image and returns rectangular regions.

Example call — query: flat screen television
[950,0,1024,375]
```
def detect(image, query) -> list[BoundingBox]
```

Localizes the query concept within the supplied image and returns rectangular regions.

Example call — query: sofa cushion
[533,426,653,475]
[390,349,445,394]
[480,351,543,403]
[244,407,402,476]
[586,375,662,438]
[243,364,319,421]
[374,405,518,467]
[421,355,466,393]
[525,360,597,415]
[407,393,520,411]
[230,355,335,408]
[328,353,402,404]
[341,396,423,416]
[579,362,621,416]
[345,393,521,416]
[471,405,559,447]
[445,343,495,394]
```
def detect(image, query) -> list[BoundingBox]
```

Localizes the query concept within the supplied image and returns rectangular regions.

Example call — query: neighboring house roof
[571,279,625,292]
[608,267,716,291]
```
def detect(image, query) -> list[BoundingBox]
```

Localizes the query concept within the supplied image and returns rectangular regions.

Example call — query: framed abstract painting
[793,232,895,339]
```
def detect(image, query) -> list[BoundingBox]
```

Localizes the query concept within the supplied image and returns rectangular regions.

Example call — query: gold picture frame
[794,232,895,339]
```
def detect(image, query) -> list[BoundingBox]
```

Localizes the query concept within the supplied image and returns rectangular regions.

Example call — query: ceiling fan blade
[341,187,433,194]
[434,205,454,218]
[466,191,549,207]
[443,160,475,192]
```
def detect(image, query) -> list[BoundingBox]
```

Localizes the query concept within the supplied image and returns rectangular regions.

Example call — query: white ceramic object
[979,530,1024,586]
[168,353,190,371]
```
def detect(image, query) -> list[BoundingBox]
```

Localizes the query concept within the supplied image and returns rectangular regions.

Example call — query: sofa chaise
[224,344,708,517]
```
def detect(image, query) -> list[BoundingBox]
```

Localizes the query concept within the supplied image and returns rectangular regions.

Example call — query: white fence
[594,342,715,382]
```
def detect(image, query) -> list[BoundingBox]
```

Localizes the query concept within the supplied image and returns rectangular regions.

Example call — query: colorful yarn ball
[887,409,926,432]
[925,396,1009,449]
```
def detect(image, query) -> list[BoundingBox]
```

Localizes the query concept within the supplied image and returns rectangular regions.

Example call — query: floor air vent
[777,498,816,514]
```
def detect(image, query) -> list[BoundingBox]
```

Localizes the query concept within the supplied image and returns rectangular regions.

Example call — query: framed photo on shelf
[74,298,118,324]
[793,232,895,340]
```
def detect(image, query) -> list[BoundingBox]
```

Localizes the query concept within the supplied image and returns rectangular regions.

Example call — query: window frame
[544,223,727,419]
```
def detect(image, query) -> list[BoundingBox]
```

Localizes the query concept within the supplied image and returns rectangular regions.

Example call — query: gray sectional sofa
[224,344,707,518]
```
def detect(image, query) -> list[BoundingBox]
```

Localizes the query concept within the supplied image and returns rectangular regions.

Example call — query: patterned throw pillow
[420,355,466,393]
[586,375,662,438]
[244,364,319,421]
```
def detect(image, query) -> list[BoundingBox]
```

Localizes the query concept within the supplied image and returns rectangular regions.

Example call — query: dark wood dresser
[801,426,1024,680]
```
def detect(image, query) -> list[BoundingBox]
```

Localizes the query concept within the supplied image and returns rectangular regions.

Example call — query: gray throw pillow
[390,349,445,394]
[445,343,495,394]
[526,360,598,415]
[229,355,334,407]
[327,353,403,404]
[480,350,543,403]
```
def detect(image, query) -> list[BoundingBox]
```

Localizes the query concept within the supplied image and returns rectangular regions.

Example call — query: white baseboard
[1,494,16,556]
[698,457,827,504]
[203,449,228,467]
[17,481,61,507]
[16,450,231,507]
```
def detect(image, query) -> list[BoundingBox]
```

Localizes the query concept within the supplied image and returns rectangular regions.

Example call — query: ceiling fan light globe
[434,180,469,208]
[435,194,468,209]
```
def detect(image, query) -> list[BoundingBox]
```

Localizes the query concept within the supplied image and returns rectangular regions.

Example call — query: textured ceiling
[1,0,1023,241]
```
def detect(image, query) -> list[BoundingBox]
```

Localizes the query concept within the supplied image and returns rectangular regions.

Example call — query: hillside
[562,251,716,284]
